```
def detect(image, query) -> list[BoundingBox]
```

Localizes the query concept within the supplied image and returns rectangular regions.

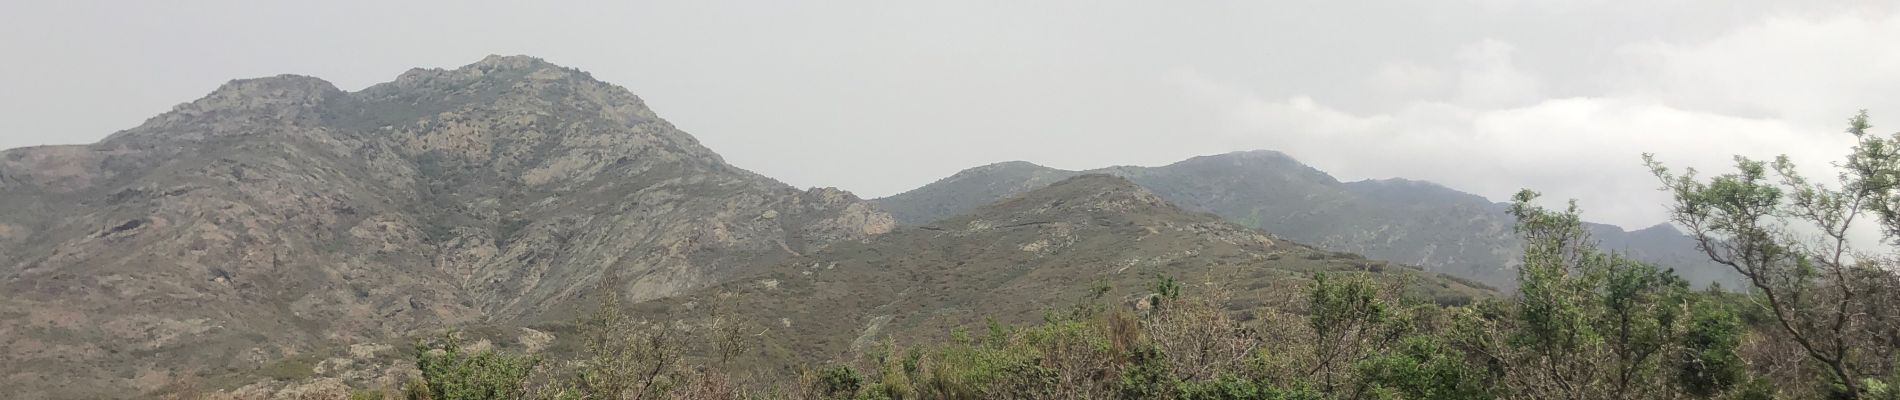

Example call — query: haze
[4,0,1896,228]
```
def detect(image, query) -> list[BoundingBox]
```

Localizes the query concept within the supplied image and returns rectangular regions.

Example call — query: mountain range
[0,55,1719,398]
[629,174,1490,375]
[873,152,1740,289]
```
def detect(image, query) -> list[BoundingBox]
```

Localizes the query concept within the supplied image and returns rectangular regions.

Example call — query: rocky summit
[0,55,893,398]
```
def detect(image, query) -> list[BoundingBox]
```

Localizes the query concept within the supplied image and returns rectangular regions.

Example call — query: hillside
[0,56,892,398]
[873,150,1740,288]
[629,174,1493,372]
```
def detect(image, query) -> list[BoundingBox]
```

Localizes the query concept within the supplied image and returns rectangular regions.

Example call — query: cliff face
[0,55,893,398]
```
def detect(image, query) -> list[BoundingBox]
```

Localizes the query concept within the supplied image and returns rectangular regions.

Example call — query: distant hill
[873,150,1742,289]
[630,174,1493,371]
[0,55,893,398]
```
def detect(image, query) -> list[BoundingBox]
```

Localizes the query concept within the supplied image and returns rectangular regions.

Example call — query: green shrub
[1116,346,1177,400]
[815,365,863,399]
[412,335,538,400]
[1676,295,1746,398]
[1353,336,1497,400]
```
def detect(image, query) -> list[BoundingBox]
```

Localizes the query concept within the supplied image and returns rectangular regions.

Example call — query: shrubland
[375,113,1900,399]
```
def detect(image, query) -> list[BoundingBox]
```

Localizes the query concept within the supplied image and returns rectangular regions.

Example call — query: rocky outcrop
[0,55,892,399]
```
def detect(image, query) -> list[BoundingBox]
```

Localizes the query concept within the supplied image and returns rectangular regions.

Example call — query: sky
[3,0,1897,229]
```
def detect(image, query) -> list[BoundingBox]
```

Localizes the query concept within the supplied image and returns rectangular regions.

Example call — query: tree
[574,284,686,400]
[1353,335,1498,400]
[1676,290,1746,398]
[1646,111,1900,398]
[1500,190,1691,399]
[1304,272,1396,395]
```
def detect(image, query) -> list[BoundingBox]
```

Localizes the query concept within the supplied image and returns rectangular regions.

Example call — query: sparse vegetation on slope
[380,174,1894,399]
[366,114,1900,399]
[873,151,1742,290]
[0,55,892,399]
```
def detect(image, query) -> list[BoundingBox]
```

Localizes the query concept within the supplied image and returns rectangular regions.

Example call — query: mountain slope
[872,150,1740,289]
[0,55,892,398]
[632,174,1492,371]
[871,161,1082,225]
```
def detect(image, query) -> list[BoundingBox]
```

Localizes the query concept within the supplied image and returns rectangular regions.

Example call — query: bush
[411,334,538,400]
[1353,336,1497,400]
[814,365,863,399]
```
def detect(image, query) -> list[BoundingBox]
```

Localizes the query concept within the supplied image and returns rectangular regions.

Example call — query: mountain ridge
[627,173,1491,374]
[0,55,893,398]
[872,152,1740,289]
[0,55,1721,398]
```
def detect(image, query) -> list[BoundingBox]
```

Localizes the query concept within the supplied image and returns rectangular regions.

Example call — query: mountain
[867,161,1081,225]
[873,150,1741,289]
[629,174,1492,372]
[0,55,892,398]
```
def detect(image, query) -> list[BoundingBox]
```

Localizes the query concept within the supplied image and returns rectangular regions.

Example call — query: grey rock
[0,55,892,398]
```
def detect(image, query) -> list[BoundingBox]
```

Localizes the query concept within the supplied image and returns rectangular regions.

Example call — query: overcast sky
[4,1,1897,228]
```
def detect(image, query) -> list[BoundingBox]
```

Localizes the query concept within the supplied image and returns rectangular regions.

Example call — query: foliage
[1677,291,1746,398]
[1304,272,1395,393]
[1647,111,1900,398]
[1492,190,1693,398]
[571,288,685,400]
[1353,336,1496,400]
[411,334,539,400]
[1152,275,1183,308]
[813,365,864,399]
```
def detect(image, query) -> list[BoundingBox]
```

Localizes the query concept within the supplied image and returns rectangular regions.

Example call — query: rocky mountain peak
[203,74,344,105]
[467,54,564,71]
[355,55,664,137]
[96,74,347,148]
[172,74,345,118]
[384,54,575,87]
[0,55,898,398]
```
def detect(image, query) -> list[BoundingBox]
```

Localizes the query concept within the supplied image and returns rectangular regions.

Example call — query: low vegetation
[369,113,1900,399]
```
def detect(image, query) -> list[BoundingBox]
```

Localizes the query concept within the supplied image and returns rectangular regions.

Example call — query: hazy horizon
[5,1,1897,228]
